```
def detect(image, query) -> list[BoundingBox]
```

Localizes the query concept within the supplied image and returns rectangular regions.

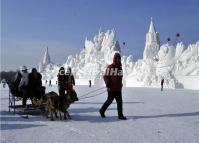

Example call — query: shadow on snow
[129,111,199,120]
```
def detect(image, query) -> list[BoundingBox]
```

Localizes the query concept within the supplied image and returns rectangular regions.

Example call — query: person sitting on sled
[16,65,29,106]
[28,68,45,99]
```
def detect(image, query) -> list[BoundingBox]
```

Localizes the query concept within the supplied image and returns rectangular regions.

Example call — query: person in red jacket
[99,53,127,120]
[65,67,75,92]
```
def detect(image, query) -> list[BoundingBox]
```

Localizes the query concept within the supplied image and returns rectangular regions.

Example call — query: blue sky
[1,0,199,71]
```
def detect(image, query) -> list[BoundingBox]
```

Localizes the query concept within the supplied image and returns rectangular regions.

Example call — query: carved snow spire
[149,17,156,33]
[42,46,51,65]
[143,18,160,59]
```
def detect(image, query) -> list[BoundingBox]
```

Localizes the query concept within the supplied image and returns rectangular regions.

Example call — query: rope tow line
[78,87,106,98]
[78,90,107,100]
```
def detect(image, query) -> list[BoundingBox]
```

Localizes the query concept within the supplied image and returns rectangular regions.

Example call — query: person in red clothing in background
[65,67,75,92]
[99,52,127,120]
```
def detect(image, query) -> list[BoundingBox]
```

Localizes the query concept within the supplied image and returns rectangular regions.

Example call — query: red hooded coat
[103,53,123,92]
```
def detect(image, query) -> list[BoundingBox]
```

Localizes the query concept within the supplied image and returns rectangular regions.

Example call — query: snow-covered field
[1,84,199,143]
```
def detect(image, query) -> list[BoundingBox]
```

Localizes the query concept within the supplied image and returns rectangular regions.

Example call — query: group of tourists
[11,66,75,106]
[57,66,75,96]
[12,65,76,106]
[13,66,44,106]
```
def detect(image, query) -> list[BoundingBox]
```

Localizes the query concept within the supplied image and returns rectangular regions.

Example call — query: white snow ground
[1,84,199,143]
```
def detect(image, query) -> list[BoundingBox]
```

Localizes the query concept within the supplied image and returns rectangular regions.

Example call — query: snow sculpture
[143,18,160,60]
[39,19,199,88]
[39,46,51,72]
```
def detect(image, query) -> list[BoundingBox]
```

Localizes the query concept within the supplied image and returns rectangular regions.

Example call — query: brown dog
[46,90,78,121]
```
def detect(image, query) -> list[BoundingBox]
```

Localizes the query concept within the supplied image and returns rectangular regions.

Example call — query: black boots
[99,110,106,118]
[99,110,127,120]
[99,91,127,120]
[118,115,127,120]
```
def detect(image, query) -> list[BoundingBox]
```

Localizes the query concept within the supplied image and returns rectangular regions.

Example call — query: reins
[78,87,106,98]
[79,90,107,100]
[78,87,107,100]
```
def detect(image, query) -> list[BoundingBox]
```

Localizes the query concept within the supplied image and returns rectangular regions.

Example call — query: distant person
[17,66,29,106]
[49,80,52,87]
[28,68,44,99]
[65,67,75,92]
[57,67,67,96]
[56,81,58,84]
[45,80,48,85]
[99,53,127,120]
[89,80,91,87]
[161,78,164,91]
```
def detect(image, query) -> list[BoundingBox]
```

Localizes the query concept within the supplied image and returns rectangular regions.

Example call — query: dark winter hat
[32,68,37,72]
[59,67,65,72]
[59,67,65,75]
[113,52,121,63]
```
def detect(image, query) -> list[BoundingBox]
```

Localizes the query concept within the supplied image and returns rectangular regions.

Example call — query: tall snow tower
[143,18,160,60]
[39,46,51,72]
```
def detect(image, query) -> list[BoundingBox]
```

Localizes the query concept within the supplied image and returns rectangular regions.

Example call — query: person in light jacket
[17,65,29,106]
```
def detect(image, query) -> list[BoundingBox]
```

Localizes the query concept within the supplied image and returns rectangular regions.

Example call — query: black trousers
[59,88,66,96]
[100,91,124,117]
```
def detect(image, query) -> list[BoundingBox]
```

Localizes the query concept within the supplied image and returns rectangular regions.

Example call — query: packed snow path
[1,85,199,143]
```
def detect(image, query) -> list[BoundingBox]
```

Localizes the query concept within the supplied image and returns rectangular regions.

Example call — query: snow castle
[38,19,199,89]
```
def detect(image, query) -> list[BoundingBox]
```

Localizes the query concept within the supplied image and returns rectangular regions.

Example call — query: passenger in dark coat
[57,67,67,96]
[99,53,127,120]
[28,68,44,99]
[11,70,22,97]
